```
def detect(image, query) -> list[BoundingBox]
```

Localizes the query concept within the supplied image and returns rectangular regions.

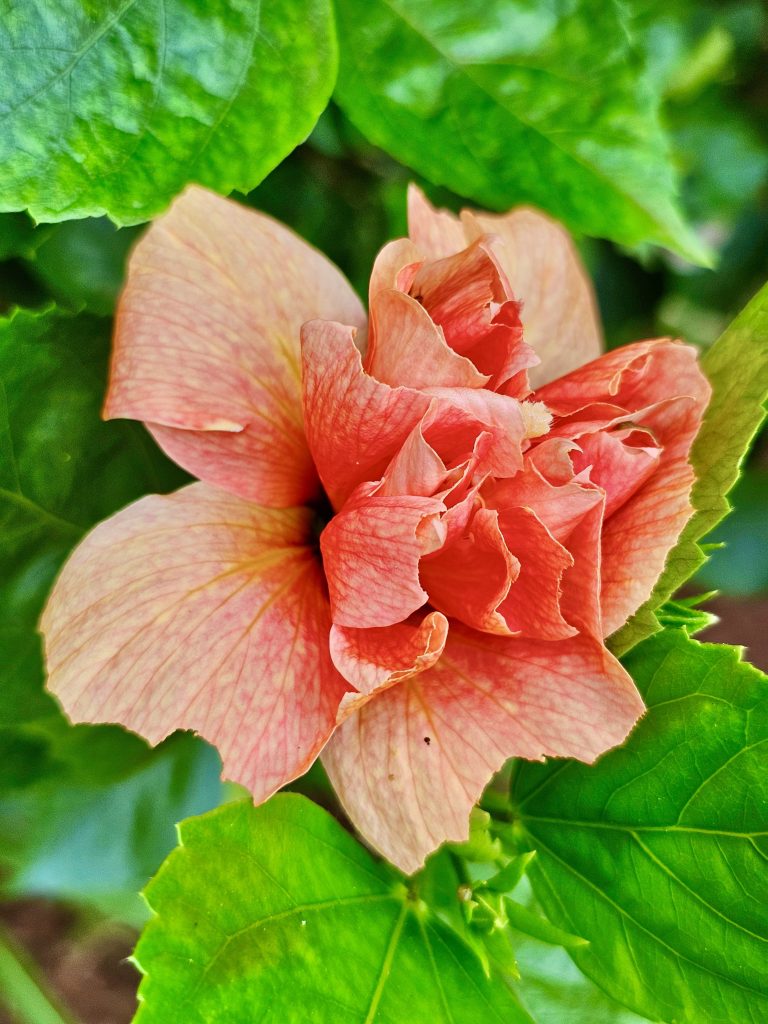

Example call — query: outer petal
[463,206,603,387]
[407,184,466,258]
[330,611,449,697]
[41,484,347,800]
[323,625,644,872]
[598,348,710,633]
[301,320,430,507]
[539,341,710,634]
[320,483,445,628]
[107,186,365,507]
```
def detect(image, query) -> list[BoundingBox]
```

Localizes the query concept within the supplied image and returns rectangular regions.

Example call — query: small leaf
[134,796,534,1023]
[0,0,337,224]
[334,0,707,261]
[502,899,588,949]
[612,280,768,653]
[512,629,768,1024]
[482,852,537,895]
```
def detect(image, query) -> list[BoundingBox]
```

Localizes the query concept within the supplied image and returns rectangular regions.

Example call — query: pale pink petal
[323,625,644,872]
[107,186,365,507]
[463,206,603,387]
[497,507,576,640]
[368,238,422,299]
[330,611,449,697]
[41,484,347,800]
[420,507,518,634]
[407,184,466,258]
[320,483,445,628]
[301,320,430,508]
[366,289,489,390]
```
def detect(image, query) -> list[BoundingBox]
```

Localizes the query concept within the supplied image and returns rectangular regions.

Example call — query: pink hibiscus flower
[41,185,710,872]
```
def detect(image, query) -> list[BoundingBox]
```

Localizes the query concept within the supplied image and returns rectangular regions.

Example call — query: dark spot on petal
[423,736,431,745]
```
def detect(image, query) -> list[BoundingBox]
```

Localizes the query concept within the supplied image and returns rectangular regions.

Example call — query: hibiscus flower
[41,185,710,872]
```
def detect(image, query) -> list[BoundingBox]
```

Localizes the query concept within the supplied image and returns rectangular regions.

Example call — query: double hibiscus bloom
[42,186,709,872]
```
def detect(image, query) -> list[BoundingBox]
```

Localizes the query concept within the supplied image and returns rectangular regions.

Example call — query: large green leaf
[134,796,534,1023]
[0,0,336,224]
[0,305,187,726]
[511,630,768,1024]
[333,0,706,261]
[611,280,768,652]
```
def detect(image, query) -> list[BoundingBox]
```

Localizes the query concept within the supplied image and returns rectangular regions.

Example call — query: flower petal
[598,348,710,633]
[330,611,449,696]
[497,507,577,640]
[320,483,445,628]
[463,206,603,387]
[107,186,365,507]
[407,184,466,258]
[537,340,710,633]
[41,483,347,800]
[366,288,489,390]
[420,507,518,634]
[323,625,644,872]
[301,319,430,508]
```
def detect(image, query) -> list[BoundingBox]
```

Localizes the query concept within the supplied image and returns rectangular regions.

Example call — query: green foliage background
[0,1,767,1022]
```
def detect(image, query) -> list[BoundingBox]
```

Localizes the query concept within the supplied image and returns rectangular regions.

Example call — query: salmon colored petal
[409,238,509,354]
[425,388,531,477]
[559,498,605,641]
[41,484,347,801]
[463,206,603,388]
[366,289,489,390]
[420,507,518,634]
[323,625,644,872]
[483,454,602,542]
[106,186,365,507]
[407,184,466,258]
[570,429,660,519]
[599,346,710,634]
[378,417,449,498]
[320,483,445,629]
[330,611,449,697]
[497,507,576,640]
[301,320,430,508]
[534,338,669,413]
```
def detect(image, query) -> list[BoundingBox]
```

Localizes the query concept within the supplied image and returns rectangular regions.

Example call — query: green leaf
[511,629,768,1024]
[0,0,336,224]
[333,0,707,262]
[0,306,187,728]
[0,731,221,925]
[134,796,534,1023]
[611,281,768,653]
[27,219,141,315]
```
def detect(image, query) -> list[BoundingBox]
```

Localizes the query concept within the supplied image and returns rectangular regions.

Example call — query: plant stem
[0,922,78,1024]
